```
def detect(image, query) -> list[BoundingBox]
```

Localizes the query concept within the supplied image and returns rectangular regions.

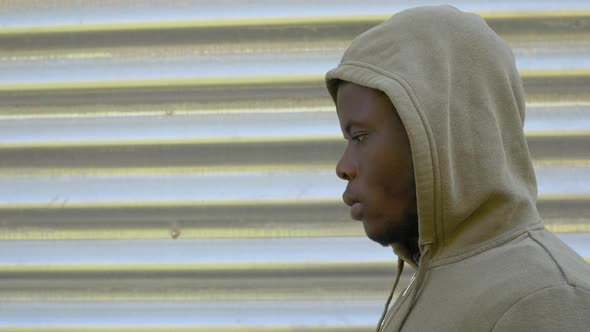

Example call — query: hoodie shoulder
[492,285,590,332]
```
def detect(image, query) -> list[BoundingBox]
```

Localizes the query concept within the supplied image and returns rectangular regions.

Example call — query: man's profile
[325,5,590,331]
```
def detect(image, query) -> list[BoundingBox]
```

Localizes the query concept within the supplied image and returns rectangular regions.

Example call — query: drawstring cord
[375,257,405,332]
[375,243,431,331]
[398,244,432,329]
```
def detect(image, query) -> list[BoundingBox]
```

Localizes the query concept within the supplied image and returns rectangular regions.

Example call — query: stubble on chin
[373,210,419,247]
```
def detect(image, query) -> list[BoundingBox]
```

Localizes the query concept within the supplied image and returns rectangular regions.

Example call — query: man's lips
[342,193,363,220]
[350,202,363,220]
[342,192,356,207]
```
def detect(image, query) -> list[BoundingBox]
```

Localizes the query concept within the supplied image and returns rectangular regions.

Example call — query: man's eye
[352,134,367,143]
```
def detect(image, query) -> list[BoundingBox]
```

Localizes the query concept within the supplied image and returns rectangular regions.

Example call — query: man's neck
[391,237,420,269]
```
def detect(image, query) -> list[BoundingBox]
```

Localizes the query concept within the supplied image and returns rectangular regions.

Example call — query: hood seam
[529,230,569,285]
[429,219,544,268]
[490,284,590,332]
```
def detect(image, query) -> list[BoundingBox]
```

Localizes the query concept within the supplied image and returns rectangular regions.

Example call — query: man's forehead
[336,81,388,114]
[336,83,378,133]
[337,81,386,104]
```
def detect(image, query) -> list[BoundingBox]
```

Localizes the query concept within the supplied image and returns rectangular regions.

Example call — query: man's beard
[372,206,419,247]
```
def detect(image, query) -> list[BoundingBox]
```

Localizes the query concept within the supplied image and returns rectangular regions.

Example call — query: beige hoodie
[326,5,590,331]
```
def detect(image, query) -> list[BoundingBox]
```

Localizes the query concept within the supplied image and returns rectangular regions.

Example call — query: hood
[326,5,541,261]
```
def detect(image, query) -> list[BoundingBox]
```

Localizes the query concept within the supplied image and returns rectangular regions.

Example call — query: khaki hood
[326,5,541,261]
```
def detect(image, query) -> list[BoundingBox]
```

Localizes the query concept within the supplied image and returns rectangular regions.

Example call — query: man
[325,5,590,331]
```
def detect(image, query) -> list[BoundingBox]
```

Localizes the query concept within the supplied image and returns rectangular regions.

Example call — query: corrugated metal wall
[1,0,589,330]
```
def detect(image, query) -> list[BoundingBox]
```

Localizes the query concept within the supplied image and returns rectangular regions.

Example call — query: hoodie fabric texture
[325,5,590,331]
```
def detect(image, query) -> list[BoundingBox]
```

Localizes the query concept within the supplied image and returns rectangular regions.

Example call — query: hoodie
[325,5,590,331]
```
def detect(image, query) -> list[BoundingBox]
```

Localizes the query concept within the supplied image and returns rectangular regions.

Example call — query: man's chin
[363,223,395,247]
[363,216,418,247]
[367,231,397,247]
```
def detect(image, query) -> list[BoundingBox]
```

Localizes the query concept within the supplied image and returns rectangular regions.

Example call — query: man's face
[336,81,418,246]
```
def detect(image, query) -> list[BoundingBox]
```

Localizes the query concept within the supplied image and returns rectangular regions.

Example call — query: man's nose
[336,147,357,181]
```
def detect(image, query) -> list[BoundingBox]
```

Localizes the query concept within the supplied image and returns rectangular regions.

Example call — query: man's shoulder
[527,228,590,290]
[487,229,590,331]
[491,284,590,332]
[437,227,590,289]
[423,228,587,309]
[411,230,590,331]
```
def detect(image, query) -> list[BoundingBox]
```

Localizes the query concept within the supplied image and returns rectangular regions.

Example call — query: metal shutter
[1,1,589,330]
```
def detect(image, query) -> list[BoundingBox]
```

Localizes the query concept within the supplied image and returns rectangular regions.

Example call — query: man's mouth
[342,192,356,206]
[342,192,363,220]
[350,202,363,220]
